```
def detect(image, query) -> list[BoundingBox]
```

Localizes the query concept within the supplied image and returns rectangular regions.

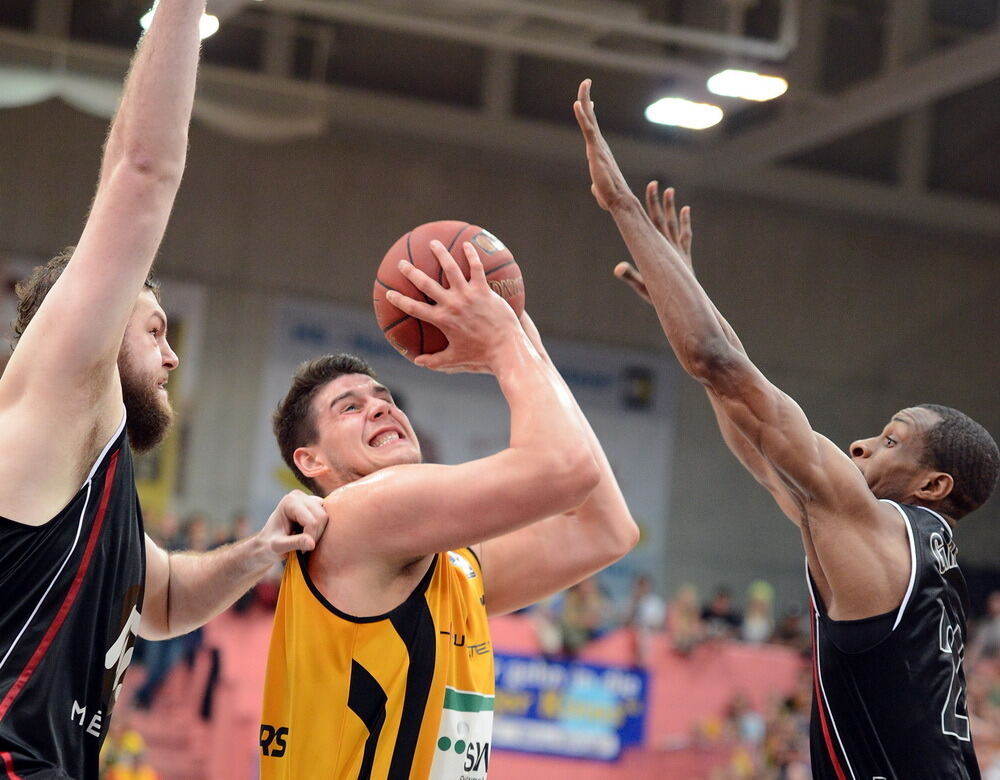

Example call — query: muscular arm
[141,491,327,639]
[617,184,802,525]
[320,244,600,568]
[0,0,204,522]
[575,80,905,619]
[476,312,639,616]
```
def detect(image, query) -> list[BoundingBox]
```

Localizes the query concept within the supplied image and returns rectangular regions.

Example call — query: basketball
[373,220,525,360]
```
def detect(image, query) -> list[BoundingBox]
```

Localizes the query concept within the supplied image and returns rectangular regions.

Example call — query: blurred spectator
[668,584,705,655]
[726,691,767,748]
[179,514,210,664]
[151,511,182,550]
[971,591,1000,664]
[559,577,609,658]
[213,511,257,614]
[134,512,211,709]
[702,587,741,640]
[741,581,775,644]
[771,604,810,655]
[184,512,211,554]
[627,574,666,665]
[762,668,813,778]
[213,511,253,549]
[103,729,160,780]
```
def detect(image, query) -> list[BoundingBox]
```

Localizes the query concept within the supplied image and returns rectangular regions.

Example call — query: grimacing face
[295,373,422,492]
[848,407,944,504]
[117,290,178,452]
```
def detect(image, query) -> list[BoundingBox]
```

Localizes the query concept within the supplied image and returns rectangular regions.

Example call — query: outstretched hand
[614,182,695,306]
[574,79,635,213]
[385,241,520,374]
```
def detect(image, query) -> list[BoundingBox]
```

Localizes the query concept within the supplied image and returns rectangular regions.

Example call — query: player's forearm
[101,0,203,184]
[491,332,600,497]
[611,197,741,379]
[160,536,273,637]
[548,365,638,557]
[571,442,640,558]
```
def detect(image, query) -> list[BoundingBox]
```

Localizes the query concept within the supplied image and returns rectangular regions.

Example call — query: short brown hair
[272,353,377,495]
[12,246,160,345]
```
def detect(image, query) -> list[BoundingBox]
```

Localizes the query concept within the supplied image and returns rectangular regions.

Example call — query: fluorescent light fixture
[707,69,788,101]
[140,3,220,40]
[645,97,723,130]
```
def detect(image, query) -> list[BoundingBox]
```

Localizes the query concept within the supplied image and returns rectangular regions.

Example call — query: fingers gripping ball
[373,221,525,360]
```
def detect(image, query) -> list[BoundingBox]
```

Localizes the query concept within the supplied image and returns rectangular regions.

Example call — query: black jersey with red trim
[0,417,145,780]
[807,500,979,780]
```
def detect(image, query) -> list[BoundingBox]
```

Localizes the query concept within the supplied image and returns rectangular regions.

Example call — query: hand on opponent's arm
[140,490,327,639]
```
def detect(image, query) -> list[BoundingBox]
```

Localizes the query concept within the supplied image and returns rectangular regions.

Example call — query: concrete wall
[1,99,997,608]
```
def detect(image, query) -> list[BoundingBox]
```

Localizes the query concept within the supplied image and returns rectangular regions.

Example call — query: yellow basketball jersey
[260,548,495,780]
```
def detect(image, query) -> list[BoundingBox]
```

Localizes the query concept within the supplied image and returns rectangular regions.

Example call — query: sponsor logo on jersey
[447,552,477,580]
[260,724,290,757]
[431,688,494,779]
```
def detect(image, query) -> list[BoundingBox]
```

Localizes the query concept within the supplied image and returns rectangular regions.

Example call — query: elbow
[114,143,187,188]
[567,450,602,505]
[607,515,640,563]
[684,339,744,387]
[619,519,641,558]
[546,448,601,509]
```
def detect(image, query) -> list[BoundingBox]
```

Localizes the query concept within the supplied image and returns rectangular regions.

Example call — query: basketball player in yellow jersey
[261,241,639,780]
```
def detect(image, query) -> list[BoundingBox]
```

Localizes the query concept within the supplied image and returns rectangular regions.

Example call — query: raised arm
[474,312,639,616]
[320,242,601,566]
[575,80,908,619]
[0,0,203,506]
[617,184,802,525]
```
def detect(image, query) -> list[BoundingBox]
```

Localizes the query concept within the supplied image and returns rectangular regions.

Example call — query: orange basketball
[373,221,525,360]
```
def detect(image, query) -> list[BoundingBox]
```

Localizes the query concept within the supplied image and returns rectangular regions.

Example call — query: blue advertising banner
[492,652,648,761]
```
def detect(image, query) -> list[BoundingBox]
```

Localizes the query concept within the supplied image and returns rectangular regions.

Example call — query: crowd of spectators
[531,575,811,664]
[528,574,1000,778]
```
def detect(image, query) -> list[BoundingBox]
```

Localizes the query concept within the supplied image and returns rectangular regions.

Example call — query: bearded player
[576,78,998,779]
[0,3,326,778]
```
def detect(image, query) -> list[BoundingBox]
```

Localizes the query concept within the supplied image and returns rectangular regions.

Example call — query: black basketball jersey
[807,500,979,780]
[0,417,145,780]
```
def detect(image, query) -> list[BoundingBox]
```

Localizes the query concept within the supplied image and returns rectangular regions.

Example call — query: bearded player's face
[118,290,178,452]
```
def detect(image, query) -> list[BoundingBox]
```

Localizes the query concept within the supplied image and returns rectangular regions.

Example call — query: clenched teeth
[371,431,400,448]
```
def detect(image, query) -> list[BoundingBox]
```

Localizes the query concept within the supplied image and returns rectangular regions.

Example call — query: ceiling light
[645,97,723,130]
[707,69,788,101]
[140,3,220,40]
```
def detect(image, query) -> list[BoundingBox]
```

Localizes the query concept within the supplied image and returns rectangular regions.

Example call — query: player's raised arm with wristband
[576,77,997,780]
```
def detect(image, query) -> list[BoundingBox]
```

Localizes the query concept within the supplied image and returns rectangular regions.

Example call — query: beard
[118,348,174,453]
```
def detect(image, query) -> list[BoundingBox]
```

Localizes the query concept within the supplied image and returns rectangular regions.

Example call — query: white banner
[249,298,678,595]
